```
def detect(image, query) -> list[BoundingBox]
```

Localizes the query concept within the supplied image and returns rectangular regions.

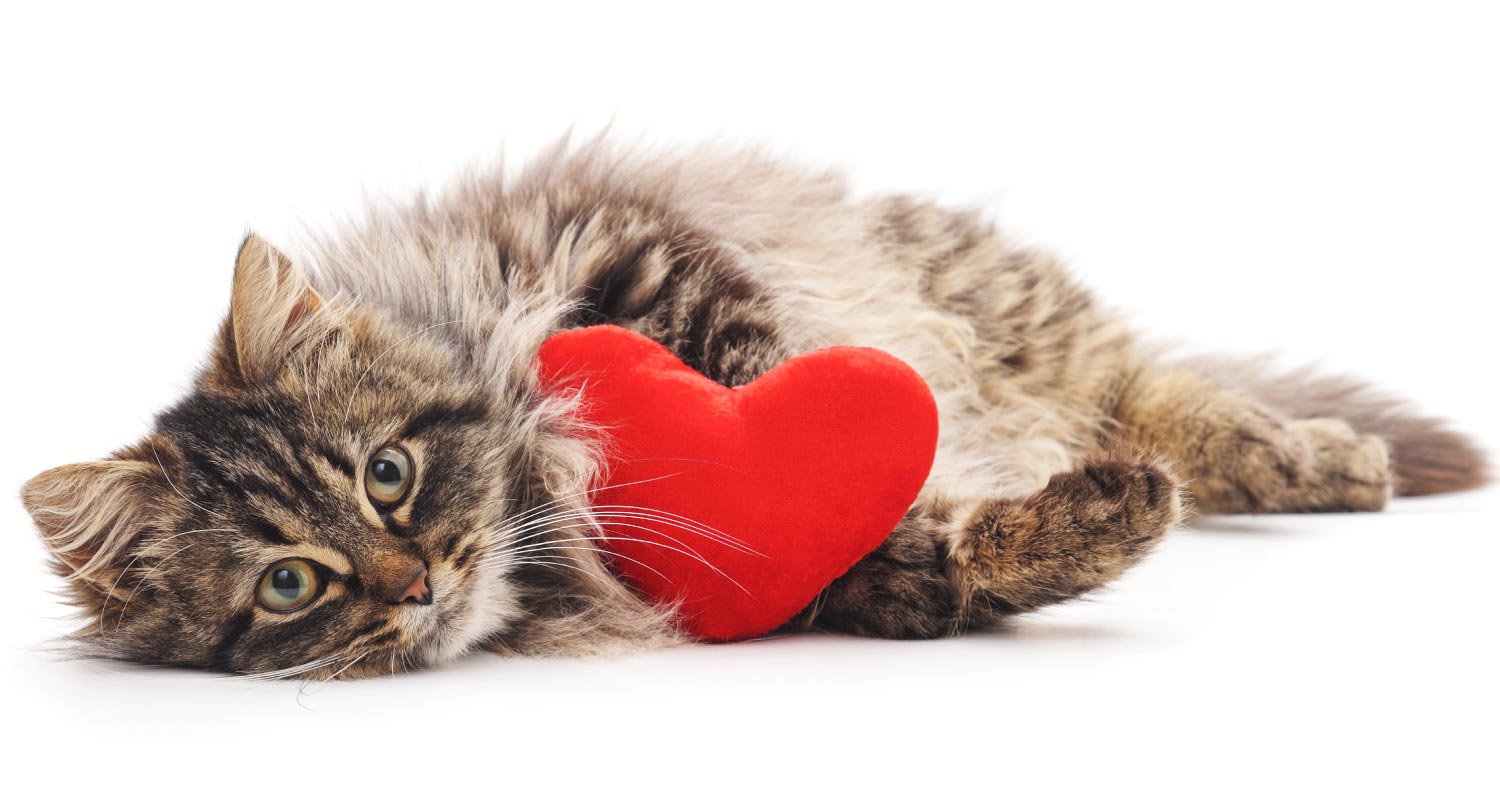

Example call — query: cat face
[21,236,584,678]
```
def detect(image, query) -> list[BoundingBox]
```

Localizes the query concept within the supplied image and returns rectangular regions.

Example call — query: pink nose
[396,569,433,605]
[370,554,433,605]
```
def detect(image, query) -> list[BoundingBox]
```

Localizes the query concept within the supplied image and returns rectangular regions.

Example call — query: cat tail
[1170,354,1492,496]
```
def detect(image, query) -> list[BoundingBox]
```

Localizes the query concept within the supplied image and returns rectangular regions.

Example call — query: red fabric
[535,325,939,641]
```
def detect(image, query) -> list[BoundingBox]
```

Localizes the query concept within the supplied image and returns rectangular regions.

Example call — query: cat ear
[21,445,185,588]
[216,233,327,386]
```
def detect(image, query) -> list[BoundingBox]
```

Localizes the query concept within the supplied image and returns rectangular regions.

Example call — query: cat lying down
[22,140,1488,679]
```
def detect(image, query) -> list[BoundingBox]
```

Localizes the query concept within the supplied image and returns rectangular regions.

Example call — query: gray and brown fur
[20,138,1490,678]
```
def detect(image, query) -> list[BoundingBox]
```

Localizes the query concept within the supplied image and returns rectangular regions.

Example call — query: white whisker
[115,540,209,628]
[226,654,343,683]
[589,504,760,555]
[483,556,599,581]
[97,528,237,631]
[308,650,370,691]
[497,472,686,530]
[490,505,741,556]
[493,544,670,583]
[496,508,754,556]
[148,442,221,520]
[575,510,761,556]
[505,523,753,597]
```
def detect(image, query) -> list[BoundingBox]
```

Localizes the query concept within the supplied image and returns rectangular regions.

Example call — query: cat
[21,138,1489,679]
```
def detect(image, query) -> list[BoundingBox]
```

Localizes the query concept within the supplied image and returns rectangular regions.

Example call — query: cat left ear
[213,233,327,387]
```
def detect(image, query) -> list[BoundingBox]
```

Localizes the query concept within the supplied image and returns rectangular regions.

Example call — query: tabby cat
[21,140,1488,679]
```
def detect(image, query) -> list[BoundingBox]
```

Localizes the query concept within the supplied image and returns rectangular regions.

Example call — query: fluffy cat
[21,139,1488,679]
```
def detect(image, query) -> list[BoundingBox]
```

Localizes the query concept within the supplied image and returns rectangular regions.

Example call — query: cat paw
[1069,458,1185,547]
[1190,412,1314,513]
[1283,418,1393,512]
[958,458,1183,614]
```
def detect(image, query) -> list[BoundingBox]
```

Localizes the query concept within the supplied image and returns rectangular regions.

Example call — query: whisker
[487,513,760,595]
[97,528,237,631]
[115,541,208,628]
[148,442,221,520]
[505,524,753,597]
[479,556,600,581]
[489,545,670,583]
[226,654,343,683]
[496,509,751,555]
[489,511,596,546]
[491,505,744,554]
[486,494,760,564]
[488,512,619,550]
[588,504,760,554]
[496,472,687,530]
[574,509,762,556]
[510,521,725,569]
[310,650,370,690]
[480,555,579,570]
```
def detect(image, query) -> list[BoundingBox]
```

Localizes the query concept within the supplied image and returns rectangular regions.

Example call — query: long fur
[20,135,1490,678]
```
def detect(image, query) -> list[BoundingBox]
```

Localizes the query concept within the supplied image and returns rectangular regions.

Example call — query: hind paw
[1283,419,1394,512]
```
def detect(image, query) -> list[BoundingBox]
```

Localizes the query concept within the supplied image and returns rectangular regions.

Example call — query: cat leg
[790,456,1182,638]
[1113,368,1394,513]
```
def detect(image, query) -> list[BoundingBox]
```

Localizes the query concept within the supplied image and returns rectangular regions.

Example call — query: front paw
[1066,457,1185,548]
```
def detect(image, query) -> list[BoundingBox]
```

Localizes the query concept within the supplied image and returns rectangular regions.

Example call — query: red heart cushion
[535,325,938,641]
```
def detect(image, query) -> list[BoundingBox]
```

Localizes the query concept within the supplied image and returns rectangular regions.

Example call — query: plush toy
[536,325,939,640]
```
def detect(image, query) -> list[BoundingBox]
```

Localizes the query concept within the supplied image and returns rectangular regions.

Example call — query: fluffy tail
[1172,355,1491,496]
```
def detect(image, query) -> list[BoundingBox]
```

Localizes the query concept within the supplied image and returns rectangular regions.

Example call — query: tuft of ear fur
[210,233,327,387]
[21,442,185,590]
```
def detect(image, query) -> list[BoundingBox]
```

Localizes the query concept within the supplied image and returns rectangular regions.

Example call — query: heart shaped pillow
[535,325,938,641]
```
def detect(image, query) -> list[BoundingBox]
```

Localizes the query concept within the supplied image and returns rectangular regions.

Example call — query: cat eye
[365,444,414,509]
[257,558,323,613]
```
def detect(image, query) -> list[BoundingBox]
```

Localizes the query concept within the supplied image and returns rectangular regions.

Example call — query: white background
[1,2,1496,798]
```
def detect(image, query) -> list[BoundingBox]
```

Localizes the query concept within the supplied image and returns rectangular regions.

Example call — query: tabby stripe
[356,629,400,650]
[245,516,293,545]
[315,444,356,478]
[272,602,346,644]
[453,540,479,570]
[189,446,310,513]
[267,428,328,509]
[440,532,464,560]
[211,611,254,672]
[346,618,387,641]
[583,239,658,319]
[400,399,491,440]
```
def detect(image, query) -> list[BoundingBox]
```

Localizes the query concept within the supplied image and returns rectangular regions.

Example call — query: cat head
[21,235,627,678]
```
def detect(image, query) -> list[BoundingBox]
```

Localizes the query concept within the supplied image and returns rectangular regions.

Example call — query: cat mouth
[400,571,476,663]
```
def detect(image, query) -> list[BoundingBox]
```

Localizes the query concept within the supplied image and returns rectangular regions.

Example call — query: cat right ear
[21,447,185,589]
[209,233,328,388]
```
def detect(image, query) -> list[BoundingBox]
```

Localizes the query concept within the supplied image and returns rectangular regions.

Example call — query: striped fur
[21,137,1490,677]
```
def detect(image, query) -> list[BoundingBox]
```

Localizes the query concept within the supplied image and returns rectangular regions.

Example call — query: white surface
[1,2,1496,798]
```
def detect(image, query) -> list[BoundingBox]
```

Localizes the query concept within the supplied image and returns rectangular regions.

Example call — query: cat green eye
[257,558,323,613]
[365,445,414,509]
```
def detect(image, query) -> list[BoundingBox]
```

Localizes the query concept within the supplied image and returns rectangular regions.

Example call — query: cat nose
[371,554,432,605]
[395,570,432,605]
